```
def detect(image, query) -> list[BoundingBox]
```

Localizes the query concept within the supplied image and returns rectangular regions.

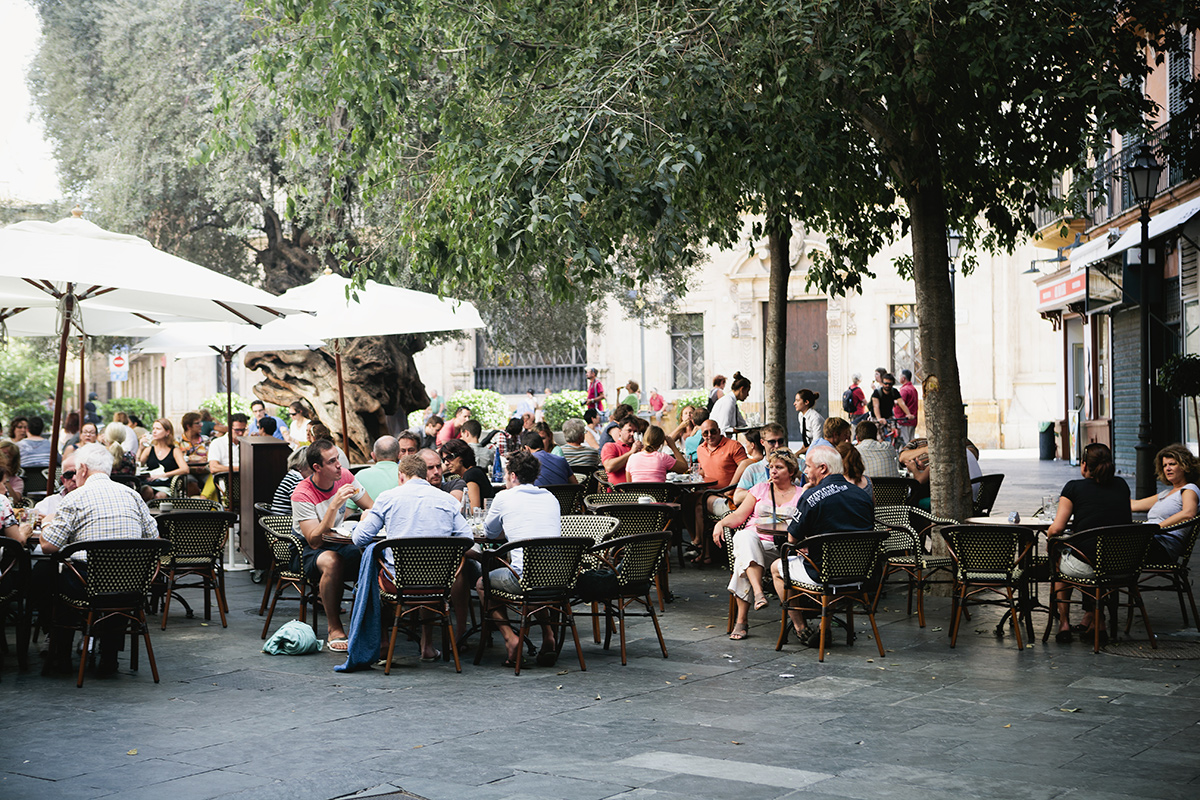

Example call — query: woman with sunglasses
[713,449,802,640]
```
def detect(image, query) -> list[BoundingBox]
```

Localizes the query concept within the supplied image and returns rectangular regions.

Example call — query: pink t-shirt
[625,450,678,483]
[747,481,800,540]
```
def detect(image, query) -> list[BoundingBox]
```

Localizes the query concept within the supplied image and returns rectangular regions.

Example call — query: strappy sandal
[797,626,822,648]
[729,623,749,641]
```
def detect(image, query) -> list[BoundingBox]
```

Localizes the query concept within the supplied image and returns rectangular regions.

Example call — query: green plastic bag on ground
[262,620,322,655]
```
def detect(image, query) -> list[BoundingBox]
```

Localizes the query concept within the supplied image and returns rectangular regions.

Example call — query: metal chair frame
[258,514,319,639]
[970,474,1005,517]
[1126,516,1200,632]
[52,539,170,688]
[474,536,590,675]
[776,529,889,662]
[0,538,32,674]
[941,524,1036,651]
[573,531,672,664]
[155,510,238,629]
[376,537,472,673]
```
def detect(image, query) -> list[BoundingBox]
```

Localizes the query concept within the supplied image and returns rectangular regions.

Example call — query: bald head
[373,435,399,463]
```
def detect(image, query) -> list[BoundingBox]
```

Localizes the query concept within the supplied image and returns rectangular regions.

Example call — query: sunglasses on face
[701,429,720,438]
[764,438,786,446]
[61,470,77,480]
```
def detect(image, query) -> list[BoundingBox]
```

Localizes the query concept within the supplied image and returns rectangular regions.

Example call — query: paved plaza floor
[2,452,1199,800]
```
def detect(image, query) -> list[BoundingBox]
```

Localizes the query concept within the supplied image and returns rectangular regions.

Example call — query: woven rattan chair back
[1144,517,1200,568]
[148,497,221,512]
[21,468,48,496]
[1091,524,1156,581]
[584,492,653,509]
[518,536,591,594]
[593,468,612,492]
[588,503,670,540]
[615,483,673,503]
[544,484,586,515]
[377,537,471,602]
[168,474,189,498]
[561,514,621,544]
[59,539,169,606]
[872,477,916,508]
[807,530,888,587]
[970,474,1005,517]
[603,531,671,592]
[157,511,236,566]
[942,524,1033,582]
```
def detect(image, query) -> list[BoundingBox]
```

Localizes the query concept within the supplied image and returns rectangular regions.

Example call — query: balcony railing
[1034,117,1199,232]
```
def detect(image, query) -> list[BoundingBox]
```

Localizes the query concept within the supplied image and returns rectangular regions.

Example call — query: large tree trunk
[907,177,972,523]
[763,211,791,426]
[245,335,429,463]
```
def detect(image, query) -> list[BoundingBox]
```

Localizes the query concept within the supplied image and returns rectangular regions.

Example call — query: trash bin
[1039,422,1056,460]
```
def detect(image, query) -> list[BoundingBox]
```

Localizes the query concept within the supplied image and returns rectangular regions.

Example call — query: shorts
[485,567,523,594]
[301,542,362,584]
[1058,551,1094,579]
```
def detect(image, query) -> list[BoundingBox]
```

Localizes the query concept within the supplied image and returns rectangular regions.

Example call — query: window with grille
[670,313,704,389]
[890,304,921,378]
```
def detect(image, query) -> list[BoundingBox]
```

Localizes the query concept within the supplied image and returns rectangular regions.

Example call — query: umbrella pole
[335,343,349,452]
[78,336,85,425]
[219,345,250,571]
[47,286,75,481]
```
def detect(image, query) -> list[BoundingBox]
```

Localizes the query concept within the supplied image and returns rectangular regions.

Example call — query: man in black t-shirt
[871,372,911,421]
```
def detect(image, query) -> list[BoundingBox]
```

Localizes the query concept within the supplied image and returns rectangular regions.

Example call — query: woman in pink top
[713,449,802,640]
[625,425,687,482]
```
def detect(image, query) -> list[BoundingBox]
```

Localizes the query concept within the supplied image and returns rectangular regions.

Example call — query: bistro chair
[775,529,888,662]
[1042,524,1157,653]
[20,468,48,498]
[572,465,599,495]
[1127,516,1200,631]
[616,483,675,503]
[474,536,590,675]
[593,468,612,493]
[258,514,319,639]
[970,474,1005,517]
[871,504,956,627]
[573,531,672,664]
[0,538,32,674]
[562,514,621,642]
[543,483,586,516]
[155,510,237,629]
[375,537,472,673]
[50,538,170,688]
[168,474,189,498]
[582,499,675,609]
[941,524,1036,650]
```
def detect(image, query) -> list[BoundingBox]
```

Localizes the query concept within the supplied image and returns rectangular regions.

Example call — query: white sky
[0,0,61,203]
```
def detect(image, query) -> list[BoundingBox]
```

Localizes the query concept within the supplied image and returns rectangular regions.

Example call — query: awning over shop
[1035,268,1087,313]
[1101,195,1200,261]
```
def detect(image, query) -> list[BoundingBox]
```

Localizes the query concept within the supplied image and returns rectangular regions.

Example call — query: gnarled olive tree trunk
[246,334,429,463]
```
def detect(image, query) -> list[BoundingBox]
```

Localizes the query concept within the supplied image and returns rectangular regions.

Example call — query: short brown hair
[399,453,428,480]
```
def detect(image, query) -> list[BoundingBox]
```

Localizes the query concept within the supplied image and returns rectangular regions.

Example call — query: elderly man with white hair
[37,442,158,675]
[770,445,873,647]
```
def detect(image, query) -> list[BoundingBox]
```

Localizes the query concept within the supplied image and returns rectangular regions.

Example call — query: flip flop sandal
[420,650,442,662]
[326,638,349,653]
[536,648,559,667]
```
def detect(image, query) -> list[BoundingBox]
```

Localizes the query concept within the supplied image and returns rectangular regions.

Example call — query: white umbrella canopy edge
[0,216,313,326]
[0,213,318,476]
[260,271,485,446]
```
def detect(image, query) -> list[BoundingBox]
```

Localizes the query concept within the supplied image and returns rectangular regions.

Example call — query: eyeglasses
[764,438,786,446]
[61,470,77,480]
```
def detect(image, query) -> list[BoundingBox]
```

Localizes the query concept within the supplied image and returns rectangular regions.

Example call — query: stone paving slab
[2,452,1197,799]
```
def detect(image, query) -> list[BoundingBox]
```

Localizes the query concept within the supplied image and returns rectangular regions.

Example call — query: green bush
[199,393,252,425]
[446,389,510,431]
[542,390,587,431]
[100,397,159,424]
[674,389,709,411]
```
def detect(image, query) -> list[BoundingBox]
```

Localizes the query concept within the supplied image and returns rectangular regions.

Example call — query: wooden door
[770,300,828,442]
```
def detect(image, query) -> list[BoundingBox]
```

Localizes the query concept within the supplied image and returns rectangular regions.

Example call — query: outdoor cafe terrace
[1,450,1199,800]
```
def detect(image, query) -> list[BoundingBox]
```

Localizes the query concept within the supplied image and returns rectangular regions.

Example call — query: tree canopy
[240,0,1197,516]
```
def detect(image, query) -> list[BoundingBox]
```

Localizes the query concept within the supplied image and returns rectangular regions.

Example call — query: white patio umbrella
[133,321,324,428]
[259,270,485,444]
[0,212,310,475]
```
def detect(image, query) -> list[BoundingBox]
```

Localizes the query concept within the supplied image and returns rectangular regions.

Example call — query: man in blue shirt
[353,453,472,657]
[247,399,288,441]
[522,431,576,486]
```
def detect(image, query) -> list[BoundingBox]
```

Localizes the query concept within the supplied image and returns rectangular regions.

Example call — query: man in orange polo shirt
[697,419,748,514]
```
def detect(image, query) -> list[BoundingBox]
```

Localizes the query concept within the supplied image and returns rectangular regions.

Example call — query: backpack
[841,386,857,414]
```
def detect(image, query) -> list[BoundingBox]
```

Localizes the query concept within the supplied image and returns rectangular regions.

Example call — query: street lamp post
[1128,144,1163,500]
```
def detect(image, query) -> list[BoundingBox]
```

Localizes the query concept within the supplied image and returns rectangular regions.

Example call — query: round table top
[964,515,1052,531]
